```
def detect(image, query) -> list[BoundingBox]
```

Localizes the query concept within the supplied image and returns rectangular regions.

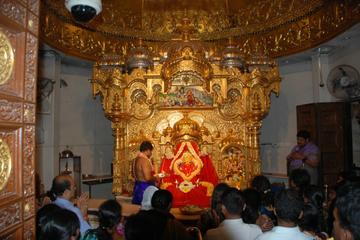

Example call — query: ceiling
[44,0,325,40]
[47,22,360,69]
[279,22,360,65]
[40,0,360,61]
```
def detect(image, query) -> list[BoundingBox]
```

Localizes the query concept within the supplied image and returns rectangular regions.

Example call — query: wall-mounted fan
[327,65,360,100]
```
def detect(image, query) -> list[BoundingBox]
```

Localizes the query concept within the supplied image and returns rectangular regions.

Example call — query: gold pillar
[107,94,130,194]
[111,123,127,194]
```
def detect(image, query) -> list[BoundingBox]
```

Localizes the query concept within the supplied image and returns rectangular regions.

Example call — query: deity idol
[159,115,218,207]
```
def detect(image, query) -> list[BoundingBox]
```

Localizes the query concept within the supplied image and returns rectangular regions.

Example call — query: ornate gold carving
[171,114,202,143]
[24,197,35,219]
[25,33,38,102]
[0,202,20,230]
[0,139,12,191]
[91,20,280,192]
[93,55,280,191]
[0,100,22,123]
[0,0,26,27]
[24,103,36,123]
[27,12,39,36]
[0,130,18,199]
[23,126,35,197]
[0,31,14,86]
[41,1,360,60]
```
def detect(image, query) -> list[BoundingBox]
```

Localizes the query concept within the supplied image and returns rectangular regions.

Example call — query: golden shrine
[91,20,281,197]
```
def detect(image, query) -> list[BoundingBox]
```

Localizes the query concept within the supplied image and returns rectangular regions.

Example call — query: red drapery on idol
[160,141,218,208]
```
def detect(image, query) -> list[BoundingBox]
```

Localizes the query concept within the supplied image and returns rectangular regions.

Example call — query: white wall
[36,55,113,198]
[261,39,360,175]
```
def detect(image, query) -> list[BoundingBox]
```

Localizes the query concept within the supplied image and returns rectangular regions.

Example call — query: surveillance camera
[65,0,102,23]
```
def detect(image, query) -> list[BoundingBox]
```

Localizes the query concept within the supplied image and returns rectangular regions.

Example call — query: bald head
[50,174,75,200]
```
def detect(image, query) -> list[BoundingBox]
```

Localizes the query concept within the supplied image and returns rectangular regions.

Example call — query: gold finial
[171,113,202,143]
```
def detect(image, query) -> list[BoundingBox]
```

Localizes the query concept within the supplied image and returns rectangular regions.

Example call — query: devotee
[150,189,192,240]
[256,189,312,240]
[299,203,327,239]
[251,175,277,226]
[36,203,62,237]
[289,168,311,197]
[198,183,231,235]
[140,185,159,210]
[333,182,360,240]
[242,188,261,224]
[205,188,262,240]
[48,174,91,236]
[302,185,325,238]
[83,199,122,240]
[132,141,157,205]
[125,189,192,240]
[38,208,80,240]
[287,130,319,184]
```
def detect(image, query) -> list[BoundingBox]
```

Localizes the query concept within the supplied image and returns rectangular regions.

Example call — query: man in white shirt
[205,188,262,240]
[256,189,313,240]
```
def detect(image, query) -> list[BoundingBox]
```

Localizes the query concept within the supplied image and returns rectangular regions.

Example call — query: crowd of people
[36,135,359,240]
[36,168,360,240]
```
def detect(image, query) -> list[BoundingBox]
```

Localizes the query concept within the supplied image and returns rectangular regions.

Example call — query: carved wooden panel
[0,0,26,27]
[28,0,40,16]
[0,0,39,237]
[0,201,22,231]
[23,218,35,240]
[0,228,22,240]
[24,33,38,102]
[24,103,35,124]
[23,196,35,220]
[0,26,25,98]
[0,128,21,199]
[0,99,23,123]
[23,125,35,197]
[27,11,39,36]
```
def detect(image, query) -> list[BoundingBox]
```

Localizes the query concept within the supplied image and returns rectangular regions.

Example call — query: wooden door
[297,103,352,186]
[317,103,351,186]
[0,0,39,238]
[296,104,318,144]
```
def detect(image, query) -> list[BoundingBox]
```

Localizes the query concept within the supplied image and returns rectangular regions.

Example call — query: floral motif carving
[25,33,38,102]
[0,0,26,27]
[0,139,12,192]
[23,196,35,220]
[41,1,360,60]
[28,0,40,16]
[0,202,21,231]
[0,31,14,86]
[23,218,35,240]
[27,12,39,36]
[23,126,35,197]
[0,130,18,199]
[24,103,35,123]
[0,100,22,123]
[1,233,15,240]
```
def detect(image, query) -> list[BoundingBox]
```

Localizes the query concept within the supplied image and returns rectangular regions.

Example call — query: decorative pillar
[107,94,130,195]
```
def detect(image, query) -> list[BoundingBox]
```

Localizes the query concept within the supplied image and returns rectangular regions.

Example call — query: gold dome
[172,114,202,142]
